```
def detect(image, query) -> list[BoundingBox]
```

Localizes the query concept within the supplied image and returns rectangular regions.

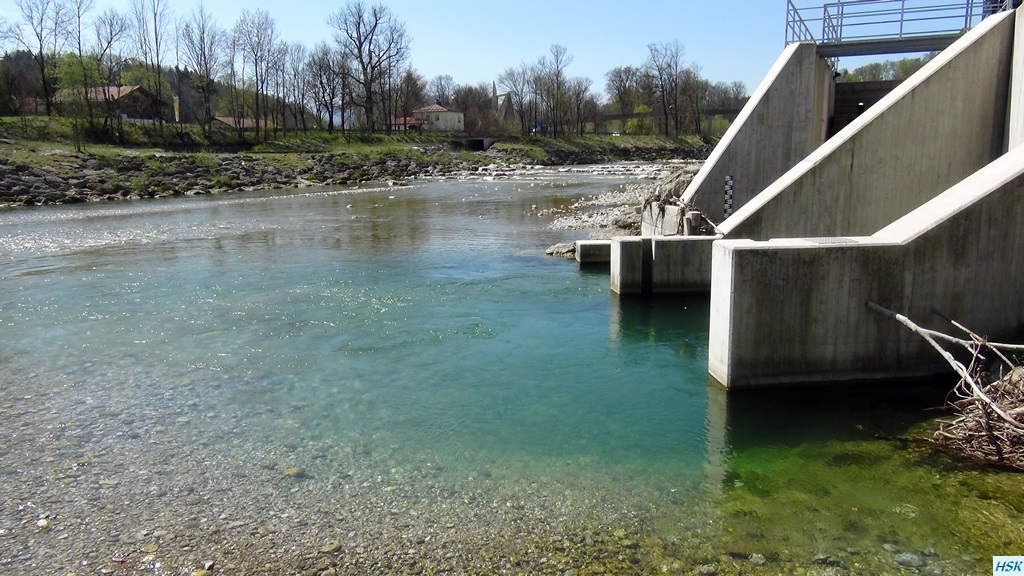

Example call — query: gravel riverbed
[0,359,715,576]
[545,160,702,245]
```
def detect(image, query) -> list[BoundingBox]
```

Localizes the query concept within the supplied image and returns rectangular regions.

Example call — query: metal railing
[786,0,1015,46]
[787,1,817,42]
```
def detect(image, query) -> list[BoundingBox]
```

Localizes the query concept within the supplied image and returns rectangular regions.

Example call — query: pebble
[813,554,842,567]
[895,552,925,567]
[320,541,342,554]
[283,467,307,478]
[750,553,767,566]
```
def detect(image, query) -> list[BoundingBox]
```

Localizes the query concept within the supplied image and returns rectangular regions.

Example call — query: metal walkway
[786,0,1018,56]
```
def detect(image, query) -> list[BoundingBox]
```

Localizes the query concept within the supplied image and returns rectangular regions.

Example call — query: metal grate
[806,237,860,244]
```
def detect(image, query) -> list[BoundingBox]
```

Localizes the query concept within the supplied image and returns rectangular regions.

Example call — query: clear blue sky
[1,0,791,96]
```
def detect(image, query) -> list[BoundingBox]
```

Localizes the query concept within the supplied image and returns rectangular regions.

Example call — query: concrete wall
[679,43,830,226]
[611,236,718,295]
[709,145,1024,388]
[641,204,684,236]
[720,11,1016,242]
[1009,8,1024,149]
[575,240,611,263]
[611,237,650,295]
[650,237,718,294]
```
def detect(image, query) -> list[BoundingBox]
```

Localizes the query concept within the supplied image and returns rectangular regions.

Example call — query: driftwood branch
[866,301,1024,470]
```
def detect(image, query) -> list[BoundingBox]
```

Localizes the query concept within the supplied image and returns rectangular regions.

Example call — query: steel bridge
[786,0,1019,56]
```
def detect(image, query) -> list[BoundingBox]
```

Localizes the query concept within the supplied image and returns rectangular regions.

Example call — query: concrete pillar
[610,237,651,295]
[649,236,718,294]
[575,240,612,264]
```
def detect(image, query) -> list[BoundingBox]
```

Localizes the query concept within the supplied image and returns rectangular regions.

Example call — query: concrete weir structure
[710,148,1024,387]
[610,6,1024,387]
[706,8,1024,388]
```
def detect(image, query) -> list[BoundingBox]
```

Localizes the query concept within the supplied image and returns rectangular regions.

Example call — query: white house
[412,103,464,132]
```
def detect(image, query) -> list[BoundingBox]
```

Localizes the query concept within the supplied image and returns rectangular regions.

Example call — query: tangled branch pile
[641,192,718,236]
[866,302,1024,470]
[934,366,1024,470]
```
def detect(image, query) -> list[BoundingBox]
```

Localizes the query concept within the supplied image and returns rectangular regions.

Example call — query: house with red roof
[412,103,464,132]
[389,116,428,132]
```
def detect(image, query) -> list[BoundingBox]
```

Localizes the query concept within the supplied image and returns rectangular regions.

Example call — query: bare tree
[679,64,710,136]
[180,1,224,138]
[568,76,592,135]
[268,39,286,135]
[305,41,346,134]
[223,29,247,138]
[374,21,408,134]
[63,0,94,149]
[452,82,495,135]
[528,61,545,135]
[729,81,747,104]
[497,64,529,136]
[92,8,127,135]
[545,44,572,137]
[395,67,424,130]
[0,17,16,46]
[13,0,71,115]
[605,65,642,116]
[233,9,277,139]
[285,42,309,132]
[128,0,170,126]
[646,40,683,136]
[327,1,408,132]
[427,73,453,106]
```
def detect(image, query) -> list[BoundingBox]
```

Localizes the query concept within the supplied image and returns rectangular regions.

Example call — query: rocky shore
[543,161,703,258]
[0,139,708,208]
[0,147,477,207]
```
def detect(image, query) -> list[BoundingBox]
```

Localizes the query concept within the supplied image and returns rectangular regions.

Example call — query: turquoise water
[1,176,709,472]
[1,174,1022,575]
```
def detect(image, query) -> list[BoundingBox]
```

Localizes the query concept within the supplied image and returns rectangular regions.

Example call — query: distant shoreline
[0,140,708,209]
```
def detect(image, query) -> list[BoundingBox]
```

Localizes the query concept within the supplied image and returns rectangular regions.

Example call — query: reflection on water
[1,175,1022,575]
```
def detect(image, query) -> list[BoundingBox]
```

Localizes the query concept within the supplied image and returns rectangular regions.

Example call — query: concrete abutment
[610,8,1024,388]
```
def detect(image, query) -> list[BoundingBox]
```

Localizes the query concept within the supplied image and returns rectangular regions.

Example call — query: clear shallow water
[1,173,1022,574]
[1,176,710,472]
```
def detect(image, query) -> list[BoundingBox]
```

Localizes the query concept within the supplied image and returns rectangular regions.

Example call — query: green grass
[0,116,713,187]
[193,151,219,169]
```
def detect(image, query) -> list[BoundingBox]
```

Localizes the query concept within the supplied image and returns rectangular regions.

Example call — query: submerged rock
[895,552,925,567]
[283,466,308,479]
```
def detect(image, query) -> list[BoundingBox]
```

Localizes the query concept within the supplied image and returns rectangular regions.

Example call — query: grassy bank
[0,116,708,206]
[0,115,707,164]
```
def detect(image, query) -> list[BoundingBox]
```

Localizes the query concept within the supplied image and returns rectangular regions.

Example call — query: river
[0,171,1020,575]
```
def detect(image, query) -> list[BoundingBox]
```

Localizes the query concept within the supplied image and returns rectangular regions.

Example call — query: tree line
[838,54,935,83]
[0,0,749,142]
